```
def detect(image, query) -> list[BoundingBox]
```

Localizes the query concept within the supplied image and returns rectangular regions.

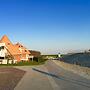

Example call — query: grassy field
[42,54,58,57]
[41,54,58,59]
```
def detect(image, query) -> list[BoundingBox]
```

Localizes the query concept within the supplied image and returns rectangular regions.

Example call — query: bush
[38,57,46,63]
[33,57,38,62]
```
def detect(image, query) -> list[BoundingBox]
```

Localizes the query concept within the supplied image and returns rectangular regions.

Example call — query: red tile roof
[0,35,30,55]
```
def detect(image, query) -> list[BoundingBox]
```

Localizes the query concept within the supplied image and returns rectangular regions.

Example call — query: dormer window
[25,50,27,52]
[21,45,23,47]
[19,45,23,48]
[8,43,10,45]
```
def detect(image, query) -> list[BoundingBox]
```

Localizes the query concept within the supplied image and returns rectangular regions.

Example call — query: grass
[15,61,45,66]
[42,54,58,57]
[41,55,58,59]
[0,58,47,66]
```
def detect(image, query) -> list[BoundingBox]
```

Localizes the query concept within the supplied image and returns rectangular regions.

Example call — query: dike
[53,60,90,79]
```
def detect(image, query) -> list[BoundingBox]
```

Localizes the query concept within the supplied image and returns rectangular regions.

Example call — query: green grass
[15,61,45,66]
[42,54,58,57]
[0,58,47,66]
[41,55,58,58]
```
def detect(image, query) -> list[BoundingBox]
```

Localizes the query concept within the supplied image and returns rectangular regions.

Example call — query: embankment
[53,60,90,79]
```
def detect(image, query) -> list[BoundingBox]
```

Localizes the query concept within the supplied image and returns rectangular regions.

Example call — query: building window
[19,45,23,48]
[8,43,10,45]
[21,45,23,47]
[20,54,22,58]
[0,46,4,51]
[0,47,1,51]
[25,50,27,52]
[2,46,4,49]
[0,57,4,59]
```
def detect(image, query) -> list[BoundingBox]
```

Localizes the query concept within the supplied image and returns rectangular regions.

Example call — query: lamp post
[58,53,61,60]
[58,53,61,57]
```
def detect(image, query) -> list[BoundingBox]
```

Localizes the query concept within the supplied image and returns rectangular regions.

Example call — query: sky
[0,0,90,54]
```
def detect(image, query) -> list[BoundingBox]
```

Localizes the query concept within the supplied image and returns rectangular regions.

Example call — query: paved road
[14,60,90,90]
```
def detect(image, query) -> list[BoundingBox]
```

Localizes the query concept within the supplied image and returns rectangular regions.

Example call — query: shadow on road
[32,68,90,88]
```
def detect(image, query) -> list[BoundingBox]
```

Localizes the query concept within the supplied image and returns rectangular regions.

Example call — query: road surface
[14,60,90,90]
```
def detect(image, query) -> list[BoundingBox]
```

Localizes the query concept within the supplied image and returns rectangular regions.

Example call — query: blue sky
[0,0,90,54]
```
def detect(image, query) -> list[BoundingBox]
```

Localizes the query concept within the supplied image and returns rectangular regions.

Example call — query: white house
[0,43,8,64]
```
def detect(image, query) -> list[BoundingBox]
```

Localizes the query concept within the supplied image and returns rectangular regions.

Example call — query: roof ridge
[0,35,13,44]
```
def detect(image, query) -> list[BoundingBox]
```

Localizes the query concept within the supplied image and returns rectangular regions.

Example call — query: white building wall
[0,43,7,57]
[2,59,7,64]
[0,50,5,57]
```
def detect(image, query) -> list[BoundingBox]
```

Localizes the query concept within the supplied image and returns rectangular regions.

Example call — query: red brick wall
[14,55,21,62]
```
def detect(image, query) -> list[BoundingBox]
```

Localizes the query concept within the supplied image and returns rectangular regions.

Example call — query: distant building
[29,50,41,57]
[0,35,31,64]
[29,50,41,62]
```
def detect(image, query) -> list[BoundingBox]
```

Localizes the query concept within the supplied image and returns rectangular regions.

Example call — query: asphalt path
[14,60,90,90]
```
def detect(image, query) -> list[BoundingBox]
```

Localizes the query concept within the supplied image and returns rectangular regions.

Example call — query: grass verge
[0,58,47,66]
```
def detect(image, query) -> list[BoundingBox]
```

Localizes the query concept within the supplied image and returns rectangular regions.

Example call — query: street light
[58,53,61,58]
